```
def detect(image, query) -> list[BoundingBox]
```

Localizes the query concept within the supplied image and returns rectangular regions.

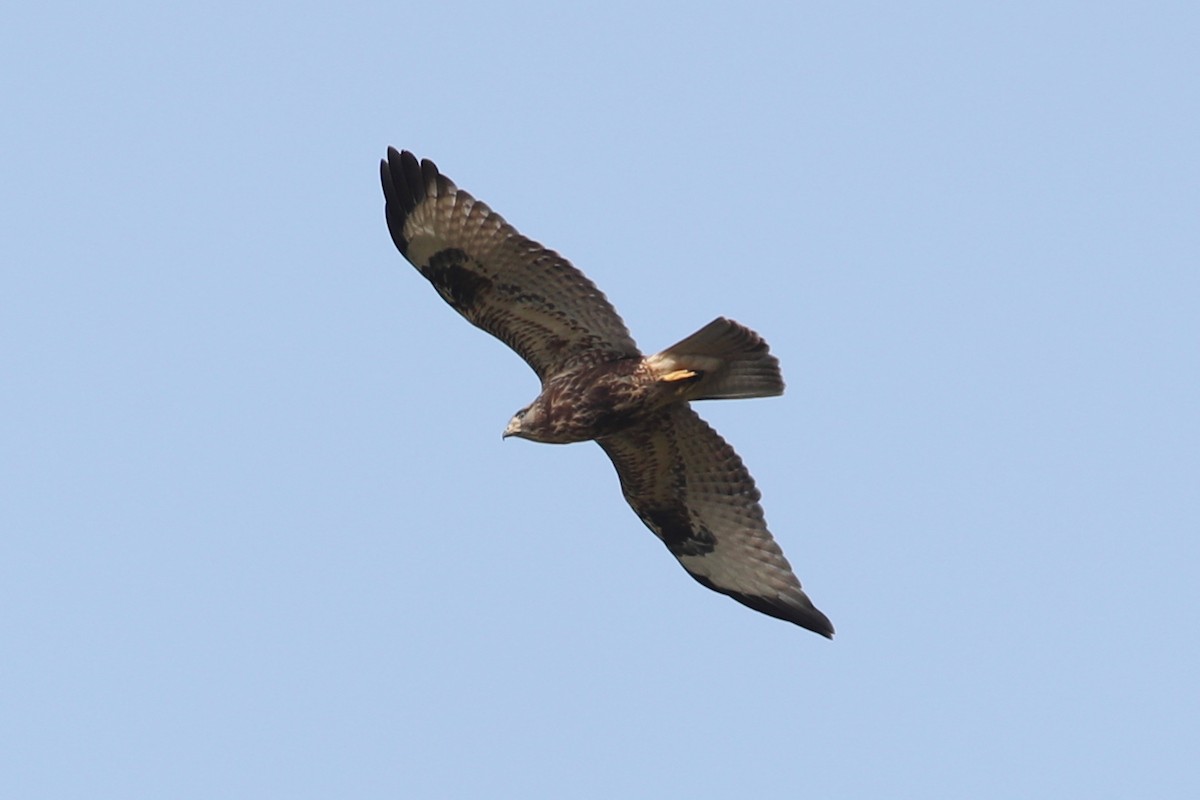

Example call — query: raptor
[380,148,833,637]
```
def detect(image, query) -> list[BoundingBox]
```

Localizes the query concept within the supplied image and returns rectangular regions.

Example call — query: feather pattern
[381,148,639,379]
[598,407,834,637]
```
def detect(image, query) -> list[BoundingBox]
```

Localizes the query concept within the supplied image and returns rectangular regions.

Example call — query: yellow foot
[660,369,699,382]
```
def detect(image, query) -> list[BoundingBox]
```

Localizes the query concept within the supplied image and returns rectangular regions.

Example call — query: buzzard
[380,148,833,637]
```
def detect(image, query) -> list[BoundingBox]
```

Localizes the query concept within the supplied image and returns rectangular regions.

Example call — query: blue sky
[3,2,1197,797]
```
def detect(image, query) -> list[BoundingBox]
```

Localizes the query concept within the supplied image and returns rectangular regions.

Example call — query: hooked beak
[502,419,521,440]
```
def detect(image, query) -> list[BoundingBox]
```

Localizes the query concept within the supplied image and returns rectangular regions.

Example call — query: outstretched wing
[381,148,640,379]
[598,406,834,637]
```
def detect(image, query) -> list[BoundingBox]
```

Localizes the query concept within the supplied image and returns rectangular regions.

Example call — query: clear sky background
[3,2,1197,797]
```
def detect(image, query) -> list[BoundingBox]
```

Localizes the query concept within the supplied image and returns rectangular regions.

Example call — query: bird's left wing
[381,148,640,379]
[597,406,833,637]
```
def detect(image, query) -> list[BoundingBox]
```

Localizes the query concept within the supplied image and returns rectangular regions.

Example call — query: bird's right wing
[597,406,833,637]
[381,148,640,379]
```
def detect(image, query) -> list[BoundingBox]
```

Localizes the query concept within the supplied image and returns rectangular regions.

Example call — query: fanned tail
[646,317,784,401]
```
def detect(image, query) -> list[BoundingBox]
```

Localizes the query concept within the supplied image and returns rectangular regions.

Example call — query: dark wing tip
[381,147,440,255]
[693,575,835,638]
[787,601,835,639]
[739,591,835,638]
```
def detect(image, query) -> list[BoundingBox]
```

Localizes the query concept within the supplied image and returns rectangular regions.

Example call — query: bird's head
[502,412,524,439]
[503,405,535,440]
[504,400,555,442]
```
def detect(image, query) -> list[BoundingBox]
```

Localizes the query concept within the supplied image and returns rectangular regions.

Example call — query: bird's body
[505,357,662,444]
[380,148,833,637]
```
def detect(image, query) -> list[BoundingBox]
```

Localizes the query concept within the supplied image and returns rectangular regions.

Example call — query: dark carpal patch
[425,249,492,311]
[645,505,716,557]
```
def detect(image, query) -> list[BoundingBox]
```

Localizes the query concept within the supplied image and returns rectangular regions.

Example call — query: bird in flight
[380,148,833,637]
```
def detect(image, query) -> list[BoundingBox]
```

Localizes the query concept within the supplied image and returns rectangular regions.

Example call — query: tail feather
[647,317,784,401]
